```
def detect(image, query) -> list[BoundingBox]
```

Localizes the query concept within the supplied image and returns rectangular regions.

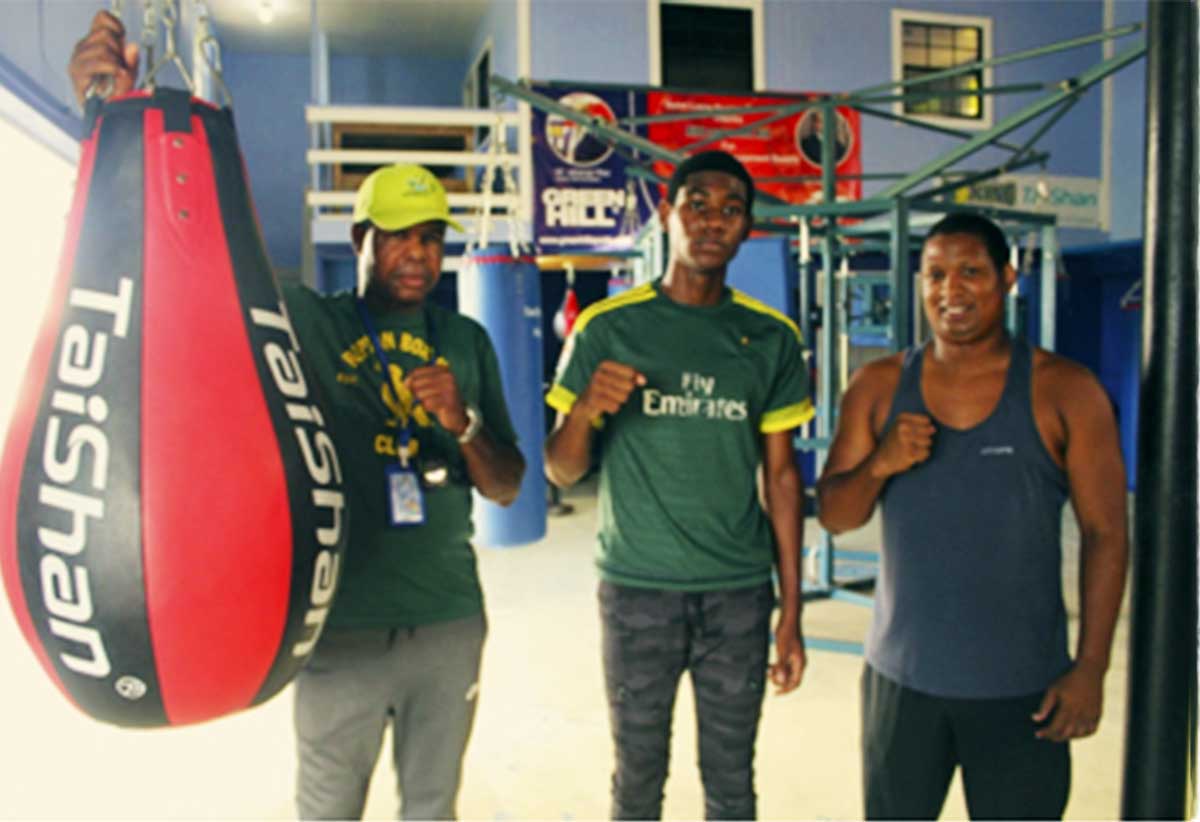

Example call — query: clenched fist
[870,412,935,477]
[574,360,646,423]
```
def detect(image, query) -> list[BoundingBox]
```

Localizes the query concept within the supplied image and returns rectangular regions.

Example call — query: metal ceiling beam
[849,22,1142,98]
[875,42,1146,200]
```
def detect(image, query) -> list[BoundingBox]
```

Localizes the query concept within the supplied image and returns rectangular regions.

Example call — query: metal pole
[910,151,1051,204]
[854,103,1030,154]
[816,232,837,590]
[849,22,1142,97]
[1121,1,1198,817]
[797,218,814,354]
[856,81,1045,106]
[876,43,1146,200]
[1039,224,1056,351]
[889,198,911,350]
[491,76,681,165]
[308,0,328,195]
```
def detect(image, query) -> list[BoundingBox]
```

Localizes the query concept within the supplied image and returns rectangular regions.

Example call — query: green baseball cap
[352,164,464,232]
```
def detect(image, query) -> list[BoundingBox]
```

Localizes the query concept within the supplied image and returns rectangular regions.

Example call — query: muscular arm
[762,429,806,693]
[1034,360,1129,740]
[816,358,933,533]
[544,360,644,488]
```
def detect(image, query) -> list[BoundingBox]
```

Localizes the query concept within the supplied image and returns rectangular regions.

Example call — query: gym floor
[0,477,1131,820]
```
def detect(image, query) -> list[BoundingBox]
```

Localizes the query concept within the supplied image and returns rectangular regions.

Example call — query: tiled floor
[0,478,1131,820]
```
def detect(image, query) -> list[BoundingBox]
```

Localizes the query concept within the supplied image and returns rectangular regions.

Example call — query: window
[649,0,764,91]
[891,9,992,129]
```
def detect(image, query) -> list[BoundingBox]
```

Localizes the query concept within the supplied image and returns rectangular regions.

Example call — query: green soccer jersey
[547,279,814,591]
[284,284,518,628]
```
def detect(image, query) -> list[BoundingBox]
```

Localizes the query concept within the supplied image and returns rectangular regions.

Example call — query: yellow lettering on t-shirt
[400,332,433,362]
[340,336,374,369]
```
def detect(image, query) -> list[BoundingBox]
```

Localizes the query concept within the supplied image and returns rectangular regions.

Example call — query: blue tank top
[865,336,1072,698]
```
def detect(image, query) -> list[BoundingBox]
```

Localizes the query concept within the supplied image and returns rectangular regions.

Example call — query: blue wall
[525,0,1144,249]
[758,1,1107,184]
[221,49,468,272]
[221,52,310,273]
[1,0,1149,269]
[1109,0,1146,240]
[331,54,465,105]
[0,2,103,112]
[531,0,649,84]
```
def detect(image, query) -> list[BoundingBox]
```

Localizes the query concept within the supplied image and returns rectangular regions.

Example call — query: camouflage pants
[598,580,775,820]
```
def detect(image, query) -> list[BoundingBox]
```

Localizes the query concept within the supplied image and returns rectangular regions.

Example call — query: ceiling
[202,0,491,58]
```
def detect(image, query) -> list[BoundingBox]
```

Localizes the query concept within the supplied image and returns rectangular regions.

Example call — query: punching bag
[458,246,547,547]
[553,285,579,340]
[0,89,346,727]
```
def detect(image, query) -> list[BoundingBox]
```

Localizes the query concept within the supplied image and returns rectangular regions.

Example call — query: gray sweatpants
[293,614,486,820]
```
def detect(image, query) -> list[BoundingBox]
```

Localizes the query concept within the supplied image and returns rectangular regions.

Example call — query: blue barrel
[458,246,547,547]
[607,276,633,297]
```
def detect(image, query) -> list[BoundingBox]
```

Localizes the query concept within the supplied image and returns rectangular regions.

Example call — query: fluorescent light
[257,0,275,24]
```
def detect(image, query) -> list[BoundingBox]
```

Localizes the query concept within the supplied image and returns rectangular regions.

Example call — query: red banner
[646,92,862,207]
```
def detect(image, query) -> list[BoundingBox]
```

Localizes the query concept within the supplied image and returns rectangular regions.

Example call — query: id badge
[386,463,426,526]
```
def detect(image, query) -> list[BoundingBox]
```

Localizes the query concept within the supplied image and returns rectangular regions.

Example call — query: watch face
[458,406,482,444]
[420,458,450,488]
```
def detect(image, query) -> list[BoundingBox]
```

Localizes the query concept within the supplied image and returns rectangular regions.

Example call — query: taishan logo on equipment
[642,371,747,422]
[249,300,344,659]
[34,278,135,680]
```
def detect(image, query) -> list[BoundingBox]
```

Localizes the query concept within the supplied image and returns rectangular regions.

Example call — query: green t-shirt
[547,280,814,591]
[284,284,517,628]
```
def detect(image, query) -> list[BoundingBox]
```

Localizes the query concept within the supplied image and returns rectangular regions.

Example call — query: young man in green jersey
[69,15,527,819]
[545,150,814,819]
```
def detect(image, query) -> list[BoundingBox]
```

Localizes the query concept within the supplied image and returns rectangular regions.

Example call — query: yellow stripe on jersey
[545,384,577,415]
[572,282,657,335]
[545,384,607,429]
[730,289,805,345]
[760,398,816,433]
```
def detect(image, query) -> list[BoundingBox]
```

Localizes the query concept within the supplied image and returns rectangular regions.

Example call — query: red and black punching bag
[0,89,346,727]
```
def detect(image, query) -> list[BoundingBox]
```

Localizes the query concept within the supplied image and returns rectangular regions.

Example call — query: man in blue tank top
[817,213,1128,819]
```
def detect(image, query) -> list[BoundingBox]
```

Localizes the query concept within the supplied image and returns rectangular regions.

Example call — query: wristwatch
[457,405,483,444]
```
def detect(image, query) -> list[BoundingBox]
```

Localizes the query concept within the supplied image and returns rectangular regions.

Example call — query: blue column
[457,245,547,547]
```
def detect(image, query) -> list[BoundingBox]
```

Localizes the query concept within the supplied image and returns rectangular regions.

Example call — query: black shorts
[861,664,1070,820]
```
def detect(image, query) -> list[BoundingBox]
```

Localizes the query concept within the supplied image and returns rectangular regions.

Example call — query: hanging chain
[139,0,157,84]
[142,0,195,93]
[193,0,234,106]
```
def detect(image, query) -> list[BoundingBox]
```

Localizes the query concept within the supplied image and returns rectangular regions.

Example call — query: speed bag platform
[0,88,346,727]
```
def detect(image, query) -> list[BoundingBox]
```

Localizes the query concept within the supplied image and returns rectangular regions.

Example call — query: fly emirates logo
[642,371,747,422]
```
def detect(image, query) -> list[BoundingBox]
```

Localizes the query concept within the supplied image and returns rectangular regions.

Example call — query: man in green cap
[283,163,526,820]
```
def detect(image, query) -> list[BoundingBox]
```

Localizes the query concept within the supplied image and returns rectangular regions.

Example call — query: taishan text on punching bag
[0,89,347,727]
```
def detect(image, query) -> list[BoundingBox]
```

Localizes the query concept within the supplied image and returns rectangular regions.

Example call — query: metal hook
[193,0,233,107]
[142,0,195,93]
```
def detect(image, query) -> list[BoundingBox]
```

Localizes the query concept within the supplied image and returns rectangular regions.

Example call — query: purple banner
[531,85,656,253]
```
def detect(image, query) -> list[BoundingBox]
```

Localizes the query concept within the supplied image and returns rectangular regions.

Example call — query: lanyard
[354,299,438,467]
